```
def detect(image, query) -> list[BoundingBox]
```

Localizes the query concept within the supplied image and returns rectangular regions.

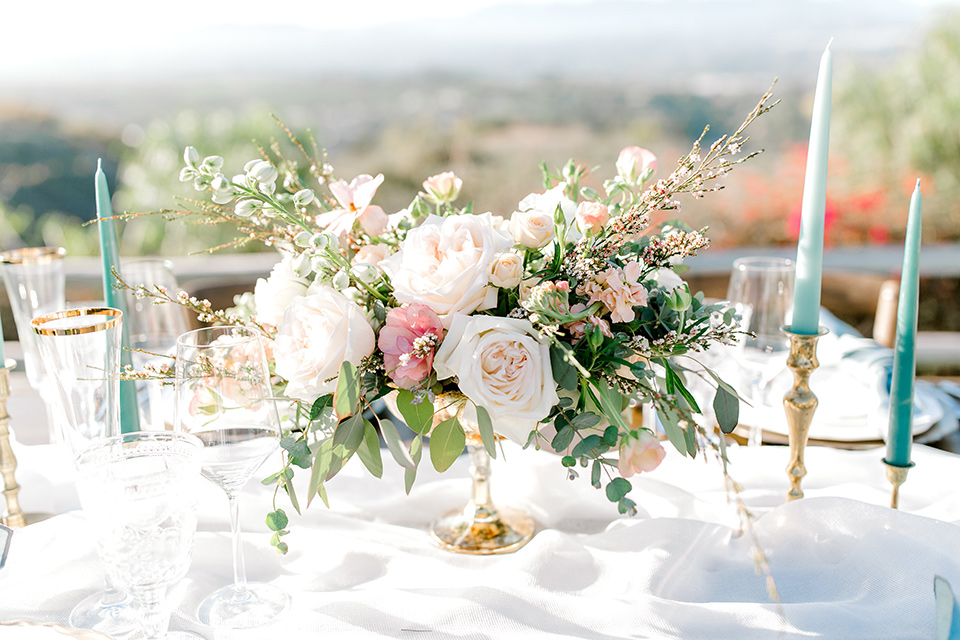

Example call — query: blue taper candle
[95,159,141,434]
[791,40,833,335]
[886,179,922,467]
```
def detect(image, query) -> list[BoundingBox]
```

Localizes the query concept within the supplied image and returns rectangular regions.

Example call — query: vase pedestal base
[430,505,535,555]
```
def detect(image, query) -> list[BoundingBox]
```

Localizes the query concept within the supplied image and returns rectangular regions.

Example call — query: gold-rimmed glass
[31,306,139,636]
[1,246,67,443]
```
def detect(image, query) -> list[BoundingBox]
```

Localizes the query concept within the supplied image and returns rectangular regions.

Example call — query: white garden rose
[253,255,310,327]
[433,314,559,443]
[489,251,524,288]
[512,184,580,247]
[273,286,376,402]
[380,213,512,327]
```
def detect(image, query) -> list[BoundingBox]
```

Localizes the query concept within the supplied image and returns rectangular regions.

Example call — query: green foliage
[429,417,466,473]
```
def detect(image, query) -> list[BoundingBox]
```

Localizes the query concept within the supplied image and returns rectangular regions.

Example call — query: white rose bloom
[273,287,376,402]
[433,314,559,443]
[380,213,511,327]
[510,209,555,249]
[253,256,310,327]
[489,251,524,288]
[514,184,581,246]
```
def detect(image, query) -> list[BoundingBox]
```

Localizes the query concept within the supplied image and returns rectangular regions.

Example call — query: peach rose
[617,430,666,478]
[575,201,610,235]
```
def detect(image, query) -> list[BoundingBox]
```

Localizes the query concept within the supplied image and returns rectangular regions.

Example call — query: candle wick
[825,37,834,51]
[916,178,921,189]
[97,157,102,172]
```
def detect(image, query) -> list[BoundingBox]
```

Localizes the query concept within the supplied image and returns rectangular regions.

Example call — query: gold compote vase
[389,392,536,555]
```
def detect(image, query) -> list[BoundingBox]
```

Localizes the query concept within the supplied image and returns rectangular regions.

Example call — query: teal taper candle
[886,180,922,468]
[95,159,141,434]
[791,40,833,335]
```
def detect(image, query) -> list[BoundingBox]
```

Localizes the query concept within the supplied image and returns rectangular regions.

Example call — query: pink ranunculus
[315,174,387,236]
[617,430,665,478]
[575,201,610,235]
[616,146,657,184]
[378,303,445,390]
[422,171,463,204]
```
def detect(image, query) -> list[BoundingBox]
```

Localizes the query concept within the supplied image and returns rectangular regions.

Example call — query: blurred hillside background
[2,0,960,336]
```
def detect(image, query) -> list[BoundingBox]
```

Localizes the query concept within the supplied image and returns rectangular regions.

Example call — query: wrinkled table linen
[1,440,959,639]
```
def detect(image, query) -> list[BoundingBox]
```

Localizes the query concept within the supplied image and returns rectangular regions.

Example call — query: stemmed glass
[32,307,141,635]
[74,431,203,640]
[726,257,795,446]
[1,246,67,443]
[174,326,289,629]
[124,259,190,430]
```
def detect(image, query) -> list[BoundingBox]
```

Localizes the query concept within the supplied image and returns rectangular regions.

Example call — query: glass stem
[467,445,497,522]
[136,586,169,640]
[100,574,127,607]
[227,491,250,600]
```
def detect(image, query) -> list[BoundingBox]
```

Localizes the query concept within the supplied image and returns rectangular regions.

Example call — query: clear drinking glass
[31,307,141,634]
[74,431,203,640]
[0,246,67,443]
[124,259,190,430]
[175,326,289,629]
[726,257,796,446]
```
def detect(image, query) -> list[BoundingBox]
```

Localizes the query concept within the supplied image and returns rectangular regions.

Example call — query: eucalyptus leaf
[550,345,579,390]
[395,389,434,435]
[405,437,423,494]
[475,405,497,459]
[571,434,604,459]
[307,439,333,508]
[379,418,416,469]
[357,420,383,478]
[265,509,288,532]
[309,394,332,421]
[332,413,365,457]
[333,361,360,418]
[605,477,632,502]
[713,383,740,435]
[429,417,466,473]
[658,405,688,456]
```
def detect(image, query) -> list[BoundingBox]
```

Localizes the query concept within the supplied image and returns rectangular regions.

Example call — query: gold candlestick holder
[0,360,26,528]
[882,460,913,509]
[782,326,828,502]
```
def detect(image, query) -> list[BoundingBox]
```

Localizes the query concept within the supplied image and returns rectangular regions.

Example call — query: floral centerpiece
[129,86,777,553]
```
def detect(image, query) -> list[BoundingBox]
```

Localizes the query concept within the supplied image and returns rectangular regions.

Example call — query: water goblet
[74,431,203,640]
[124,259,190,430]
[1,246,66,443]
[726,257,796,445]
[175,326,289,629]
[32,307,142,635]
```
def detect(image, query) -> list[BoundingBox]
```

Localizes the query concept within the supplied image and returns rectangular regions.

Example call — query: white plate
[742,372,943,443]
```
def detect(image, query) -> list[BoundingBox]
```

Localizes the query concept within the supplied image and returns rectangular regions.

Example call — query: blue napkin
[935,575,960,640]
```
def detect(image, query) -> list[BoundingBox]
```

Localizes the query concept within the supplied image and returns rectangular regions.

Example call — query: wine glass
[124,259,190,430]
[1,246,67,443]
[726,257,795,445]
[32,306,142,636]
[74,431,203,640]
[174,326,289,629]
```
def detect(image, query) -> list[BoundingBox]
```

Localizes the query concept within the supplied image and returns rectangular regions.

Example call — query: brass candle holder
[0,360,26,528]
[882,460,913,510]
[782,326,828,502]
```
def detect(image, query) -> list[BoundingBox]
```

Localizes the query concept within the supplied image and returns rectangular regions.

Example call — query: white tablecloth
[2,438,959,639]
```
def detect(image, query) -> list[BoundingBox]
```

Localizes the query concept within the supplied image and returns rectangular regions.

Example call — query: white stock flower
[380,213,511,327]
[294,189,315,207]
[247,160,278,185]
[253,255,310,327]
[433,314,559,443]
[273,287,376,402]
[235,199,261,217]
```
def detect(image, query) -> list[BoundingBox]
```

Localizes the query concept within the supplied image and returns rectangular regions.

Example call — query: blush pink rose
[422,171,463,204]
[378,303,445,390]
[617,430,666,478]
[575,201,610,235]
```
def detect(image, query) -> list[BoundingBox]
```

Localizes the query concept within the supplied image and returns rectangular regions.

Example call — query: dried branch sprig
[566,81,779,279]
